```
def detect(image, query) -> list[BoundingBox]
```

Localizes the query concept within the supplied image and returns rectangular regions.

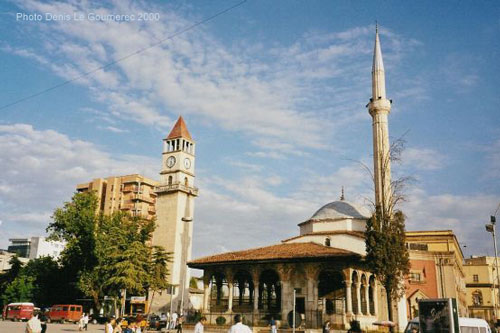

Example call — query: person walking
[39,311,48,333]
[228,314,252,333]
[83,313,89,331]
[322,320,331,333]
[176,314,184,333]
[26,311,42,333]
[194,317,207,333]
[170,311,178,331]
[105,318,115,333]
[269,316,277,333]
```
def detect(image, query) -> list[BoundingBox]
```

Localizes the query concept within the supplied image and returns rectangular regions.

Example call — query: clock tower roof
[166,116,193,141]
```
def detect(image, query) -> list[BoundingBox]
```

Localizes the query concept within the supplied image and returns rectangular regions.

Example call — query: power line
[0,0,247,111]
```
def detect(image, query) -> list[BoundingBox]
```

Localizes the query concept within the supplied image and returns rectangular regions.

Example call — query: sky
[0,0,499,263]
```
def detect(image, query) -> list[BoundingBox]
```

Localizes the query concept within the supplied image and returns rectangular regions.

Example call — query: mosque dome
[310,200,371,220]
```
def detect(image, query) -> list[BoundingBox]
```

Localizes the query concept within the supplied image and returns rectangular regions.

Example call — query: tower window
[168,176,173,185]
[184,177,188,186]
[325,238,331,247]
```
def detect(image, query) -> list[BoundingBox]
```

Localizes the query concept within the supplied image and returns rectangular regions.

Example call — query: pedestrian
[322,320,331,333]
[176,314,184,333]
[269,316,277,333]
[83,312,89,331]
[170,311,178,330]
[39,311,48,333]
[26,310,42,333]
[228,314,252,333]
[347,320,362,333]
[113,318,124,333]
[194,316,207,333]
[105,318,114,333]
[79,313,85,331]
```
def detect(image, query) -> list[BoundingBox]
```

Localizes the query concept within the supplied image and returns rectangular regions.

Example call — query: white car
[404,317,492,333]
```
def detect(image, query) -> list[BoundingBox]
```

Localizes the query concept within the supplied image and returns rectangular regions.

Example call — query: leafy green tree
[366,209,410,329]
[23,256,62,307]
[146,246,171,317]
[0,256,25,308]
[2,275,34,305]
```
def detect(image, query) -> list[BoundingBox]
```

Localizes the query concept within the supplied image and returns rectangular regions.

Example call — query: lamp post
[486,215,500,320]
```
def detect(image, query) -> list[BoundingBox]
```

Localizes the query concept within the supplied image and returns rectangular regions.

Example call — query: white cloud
[402,147,445,171]
[0,123,158,248]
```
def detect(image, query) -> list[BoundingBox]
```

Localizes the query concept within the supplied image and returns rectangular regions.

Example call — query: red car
[48,304,83,323]
[3,302,34,321]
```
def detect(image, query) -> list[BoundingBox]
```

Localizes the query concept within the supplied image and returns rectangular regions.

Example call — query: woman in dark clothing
[39,311,48,333]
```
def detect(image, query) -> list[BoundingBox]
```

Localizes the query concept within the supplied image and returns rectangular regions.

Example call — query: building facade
[151,116,198,313]
[189,199,387,330]
[405,230,467,319]
[464,256,499,325]
[0,250,29,272]
[77,174,158,219]
[7,237,65,260]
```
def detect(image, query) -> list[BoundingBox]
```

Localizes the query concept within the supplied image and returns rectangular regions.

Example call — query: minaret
[152,116,198,312]
[367,25,392,216]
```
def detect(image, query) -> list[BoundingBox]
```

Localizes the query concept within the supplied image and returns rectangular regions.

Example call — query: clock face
[166,156,176,168]
[184,158,191,169]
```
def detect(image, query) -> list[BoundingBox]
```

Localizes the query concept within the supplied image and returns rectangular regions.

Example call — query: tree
[146,246,171,318]
[364,137,411,331]
[0,256,25,308]
[2,275,34,305]
[23,256,62,308]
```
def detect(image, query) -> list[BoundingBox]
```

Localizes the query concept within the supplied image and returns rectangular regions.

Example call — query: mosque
[188,28,406,331]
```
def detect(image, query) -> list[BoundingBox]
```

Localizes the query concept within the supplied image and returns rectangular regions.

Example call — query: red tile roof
[188,242,359,267]
[167,116,192,140]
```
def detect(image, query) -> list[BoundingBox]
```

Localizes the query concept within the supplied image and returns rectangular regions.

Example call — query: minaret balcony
[368,98,391,115]
[155,183,199,196]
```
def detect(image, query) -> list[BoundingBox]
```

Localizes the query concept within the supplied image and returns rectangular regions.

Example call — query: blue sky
[0,0,499,260]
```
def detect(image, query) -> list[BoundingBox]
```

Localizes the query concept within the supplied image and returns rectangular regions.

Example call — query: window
[472,290,483,306]
[325,238,331,247]
[408,243,428,251]
[63,306,68,311]
[410,272,422,282]
[473,274,479,282]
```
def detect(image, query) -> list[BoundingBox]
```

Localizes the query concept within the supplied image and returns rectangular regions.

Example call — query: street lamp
[486,215,500,321]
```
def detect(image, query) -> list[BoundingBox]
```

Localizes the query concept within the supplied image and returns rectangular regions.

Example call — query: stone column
[305,265,318,328]
[373,282,378,316]
[364,283,370,315]
[203,274,211,312]
[278,265,294,326]
[228,281,234,313]
[253,281,260,311]
[345,280,353,315]
[356,282,361,315]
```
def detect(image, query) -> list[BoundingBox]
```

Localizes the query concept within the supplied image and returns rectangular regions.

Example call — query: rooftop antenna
[340,186,345,201]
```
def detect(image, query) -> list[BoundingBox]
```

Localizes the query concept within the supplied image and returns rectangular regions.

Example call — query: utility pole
[486,215,500,320]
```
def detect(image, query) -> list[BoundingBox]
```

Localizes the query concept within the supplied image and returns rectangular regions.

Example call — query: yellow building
[76,174,158,220]
[464,256,499,324]
[405,230,467,317]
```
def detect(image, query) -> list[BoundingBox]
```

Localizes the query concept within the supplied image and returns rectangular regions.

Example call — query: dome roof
[310,200,371,220]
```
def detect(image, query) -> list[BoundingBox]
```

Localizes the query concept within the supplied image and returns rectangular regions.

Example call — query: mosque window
[168,176,173,185]
[325,238,331,247]
[472,290,483,305]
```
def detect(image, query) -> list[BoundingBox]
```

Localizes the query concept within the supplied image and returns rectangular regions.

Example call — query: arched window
[233,270,254,311]
[325,238,331,247]
[210,272,229,311]
[351,271,359,314]
[184,177,188,186]
[168,176,173,185]
[472,290,483,306]
[318,270,345,315]
[259,270,281,313]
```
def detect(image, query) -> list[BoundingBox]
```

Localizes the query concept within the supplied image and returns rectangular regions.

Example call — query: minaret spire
[368,24,392,217]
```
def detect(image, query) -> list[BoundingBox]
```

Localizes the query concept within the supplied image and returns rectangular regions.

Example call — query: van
[48,304,83,323]
[2,302,34,321]
[405,317,492,333]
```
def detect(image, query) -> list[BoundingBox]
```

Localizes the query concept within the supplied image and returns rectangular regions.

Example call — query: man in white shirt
[228,314,252,333]
[194,317,207,333]
[25,311,42,333]
[170,311,178,330]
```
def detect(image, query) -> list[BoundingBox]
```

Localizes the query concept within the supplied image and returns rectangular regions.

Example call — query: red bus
[48,304,83,323]
[2,302,34,321]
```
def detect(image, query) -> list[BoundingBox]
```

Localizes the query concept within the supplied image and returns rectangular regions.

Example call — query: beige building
[405,230,467,318]
[151,116,198,313]
[77,174,158,220]
[0,250,29,272]
[464,256,499,324]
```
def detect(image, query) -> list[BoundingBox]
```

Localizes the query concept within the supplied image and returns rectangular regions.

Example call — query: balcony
[132,194,155,204]
[155,183,199,196]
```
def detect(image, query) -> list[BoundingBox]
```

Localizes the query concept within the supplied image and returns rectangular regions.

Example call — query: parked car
[2,303,35,321]
[148,314,167,331]
[48,304,83,323]
[405,317,492,333]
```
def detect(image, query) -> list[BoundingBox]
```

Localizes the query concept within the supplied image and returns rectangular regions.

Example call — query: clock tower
[152,116,198,312]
